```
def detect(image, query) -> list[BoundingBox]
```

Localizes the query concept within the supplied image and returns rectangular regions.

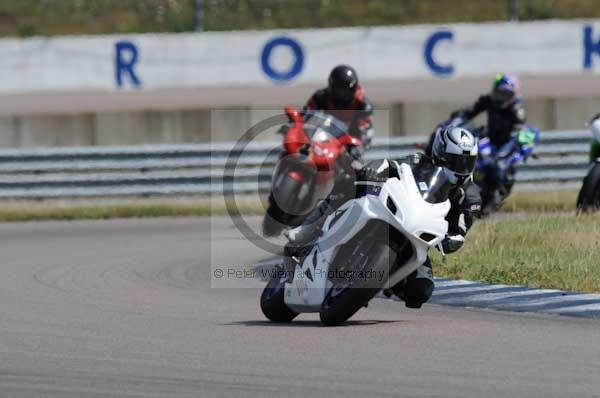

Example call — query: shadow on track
[222,319,409,327]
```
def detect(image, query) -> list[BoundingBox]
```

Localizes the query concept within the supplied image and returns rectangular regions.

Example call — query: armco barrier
[0,130,590,199]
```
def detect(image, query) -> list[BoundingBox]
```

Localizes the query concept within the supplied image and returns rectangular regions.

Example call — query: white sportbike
[260,162,451,326]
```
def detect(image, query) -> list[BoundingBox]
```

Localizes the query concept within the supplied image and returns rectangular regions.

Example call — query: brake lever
[437,243,446,257]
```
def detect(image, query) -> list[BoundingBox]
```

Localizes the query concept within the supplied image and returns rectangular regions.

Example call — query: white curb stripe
[432,288,563,305]
[253,258,600,319]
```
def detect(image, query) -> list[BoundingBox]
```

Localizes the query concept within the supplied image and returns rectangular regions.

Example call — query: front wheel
[577,163,600,212]
[319,239,396,326]
[260,273,298,323]
[262,195,296,237]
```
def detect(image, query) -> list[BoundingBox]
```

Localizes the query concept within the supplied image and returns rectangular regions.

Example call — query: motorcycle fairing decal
[304,267,314,282]
[518,129,537,147]
[285,244,331,309]
[366,185,382,196]
[329,208,348,229]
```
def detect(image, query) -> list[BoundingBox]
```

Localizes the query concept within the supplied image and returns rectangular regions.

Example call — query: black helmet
[328,65,358,107]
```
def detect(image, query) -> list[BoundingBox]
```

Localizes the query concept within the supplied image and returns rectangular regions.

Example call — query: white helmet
[590,115,600,142]
[432,126,478,184]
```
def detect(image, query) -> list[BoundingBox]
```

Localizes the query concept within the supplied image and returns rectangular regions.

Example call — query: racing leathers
[305,85,374,157]
[285,153,482,309]
[453,94,526,147]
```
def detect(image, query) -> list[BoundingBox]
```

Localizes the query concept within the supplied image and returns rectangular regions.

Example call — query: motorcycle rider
[285,126,481,309]
[451,73,526,147]
[265,66,372,237]
[304,64,374,158]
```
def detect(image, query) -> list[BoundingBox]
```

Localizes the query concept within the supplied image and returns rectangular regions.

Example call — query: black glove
[441,234,465,254]
[356,166,386,183]
[277,124,290,135]
[450,110,461,119]
[348,145,364,161]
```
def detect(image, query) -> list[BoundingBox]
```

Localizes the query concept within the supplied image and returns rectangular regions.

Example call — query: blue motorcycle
[474,127,540,215]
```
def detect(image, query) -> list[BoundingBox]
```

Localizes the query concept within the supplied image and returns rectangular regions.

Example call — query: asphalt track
[0,216,598,397]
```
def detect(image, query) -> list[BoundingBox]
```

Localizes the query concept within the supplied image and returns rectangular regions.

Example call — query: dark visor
[330,82,355,103]
[445,153,477,176]
[492,88,514,103]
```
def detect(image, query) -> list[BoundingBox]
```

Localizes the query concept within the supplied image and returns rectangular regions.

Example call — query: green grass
[1,0,599,37]
[502,190,579,213]
[0,198,265,222]
[432,213,600,293]
[0,189,579,222]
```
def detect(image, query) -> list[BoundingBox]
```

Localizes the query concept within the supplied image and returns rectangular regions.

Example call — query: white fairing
[284,163,450,312]
[591,118,600,143]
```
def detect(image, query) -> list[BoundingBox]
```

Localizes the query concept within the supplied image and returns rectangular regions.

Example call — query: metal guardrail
[0,130,591,199]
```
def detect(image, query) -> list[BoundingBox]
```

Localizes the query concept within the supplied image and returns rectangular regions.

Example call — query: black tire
[319,223,399,326]
[262,204,286,237]
[260,273,298,323]
[262,195,296,237]
[479,186,498,217]
[577,163,600,212]
[474,171,495,217]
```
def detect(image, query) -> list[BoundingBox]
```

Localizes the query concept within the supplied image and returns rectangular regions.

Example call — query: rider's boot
[285,199,333,249]
[387,258,435,309]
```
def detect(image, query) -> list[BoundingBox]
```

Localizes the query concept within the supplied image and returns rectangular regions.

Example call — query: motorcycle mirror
[339,134,362,147]
[284,106,302,124]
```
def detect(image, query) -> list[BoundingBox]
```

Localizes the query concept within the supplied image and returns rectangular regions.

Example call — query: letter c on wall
[424,30,454,76]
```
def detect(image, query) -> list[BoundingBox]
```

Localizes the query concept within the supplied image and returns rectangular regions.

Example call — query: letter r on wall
[115,41,142,88]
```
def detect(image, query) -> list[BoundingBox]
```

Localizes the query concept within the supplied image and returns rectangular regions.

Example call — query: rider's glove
[348,145,364,161]
[356,166,386,183]
[277,124,290,135]
[450,110,461,119]
[441,234,465,254]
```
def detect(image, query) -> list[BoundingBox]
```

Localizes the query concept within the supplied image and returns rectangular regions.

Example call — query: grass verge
[431,213,600,293]
[0,198,266,222]
[502,190,579,213]
[0,189,580,222]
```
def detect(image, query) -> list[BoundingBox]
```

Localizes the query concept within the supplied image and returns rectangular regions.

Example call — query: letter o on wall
[261,36,304,83]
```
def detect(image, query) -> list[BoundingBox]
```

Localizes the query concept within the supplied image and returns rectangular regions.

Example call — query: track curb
[254,257,600,319]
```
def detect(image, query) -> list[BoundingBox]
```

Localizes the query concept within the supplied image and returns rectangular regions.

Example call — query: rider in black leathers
[452,73,526,147]
[305,64,374,150]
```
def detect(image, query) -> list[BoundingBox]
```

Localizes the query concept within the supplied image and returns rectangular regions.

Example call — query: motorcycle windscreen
[302,111,348,140]
[422,167,453,204]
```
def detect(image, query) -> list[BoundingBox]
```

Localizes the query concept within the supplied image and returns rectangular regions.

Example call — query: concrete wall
[0,97,597,148]
[0,110,251,147]
[0,19,597,147]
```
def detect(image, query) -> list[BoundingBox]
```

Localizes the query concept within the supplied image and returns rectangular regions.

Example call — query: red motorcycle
[262,107,362,237]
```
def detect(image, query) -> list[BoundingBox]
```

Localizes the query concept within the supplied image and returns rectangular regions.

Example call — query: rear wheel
[577,163,600,212]
[474,170,498,217]
[319,223,399,326]
[260,272,298,323]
